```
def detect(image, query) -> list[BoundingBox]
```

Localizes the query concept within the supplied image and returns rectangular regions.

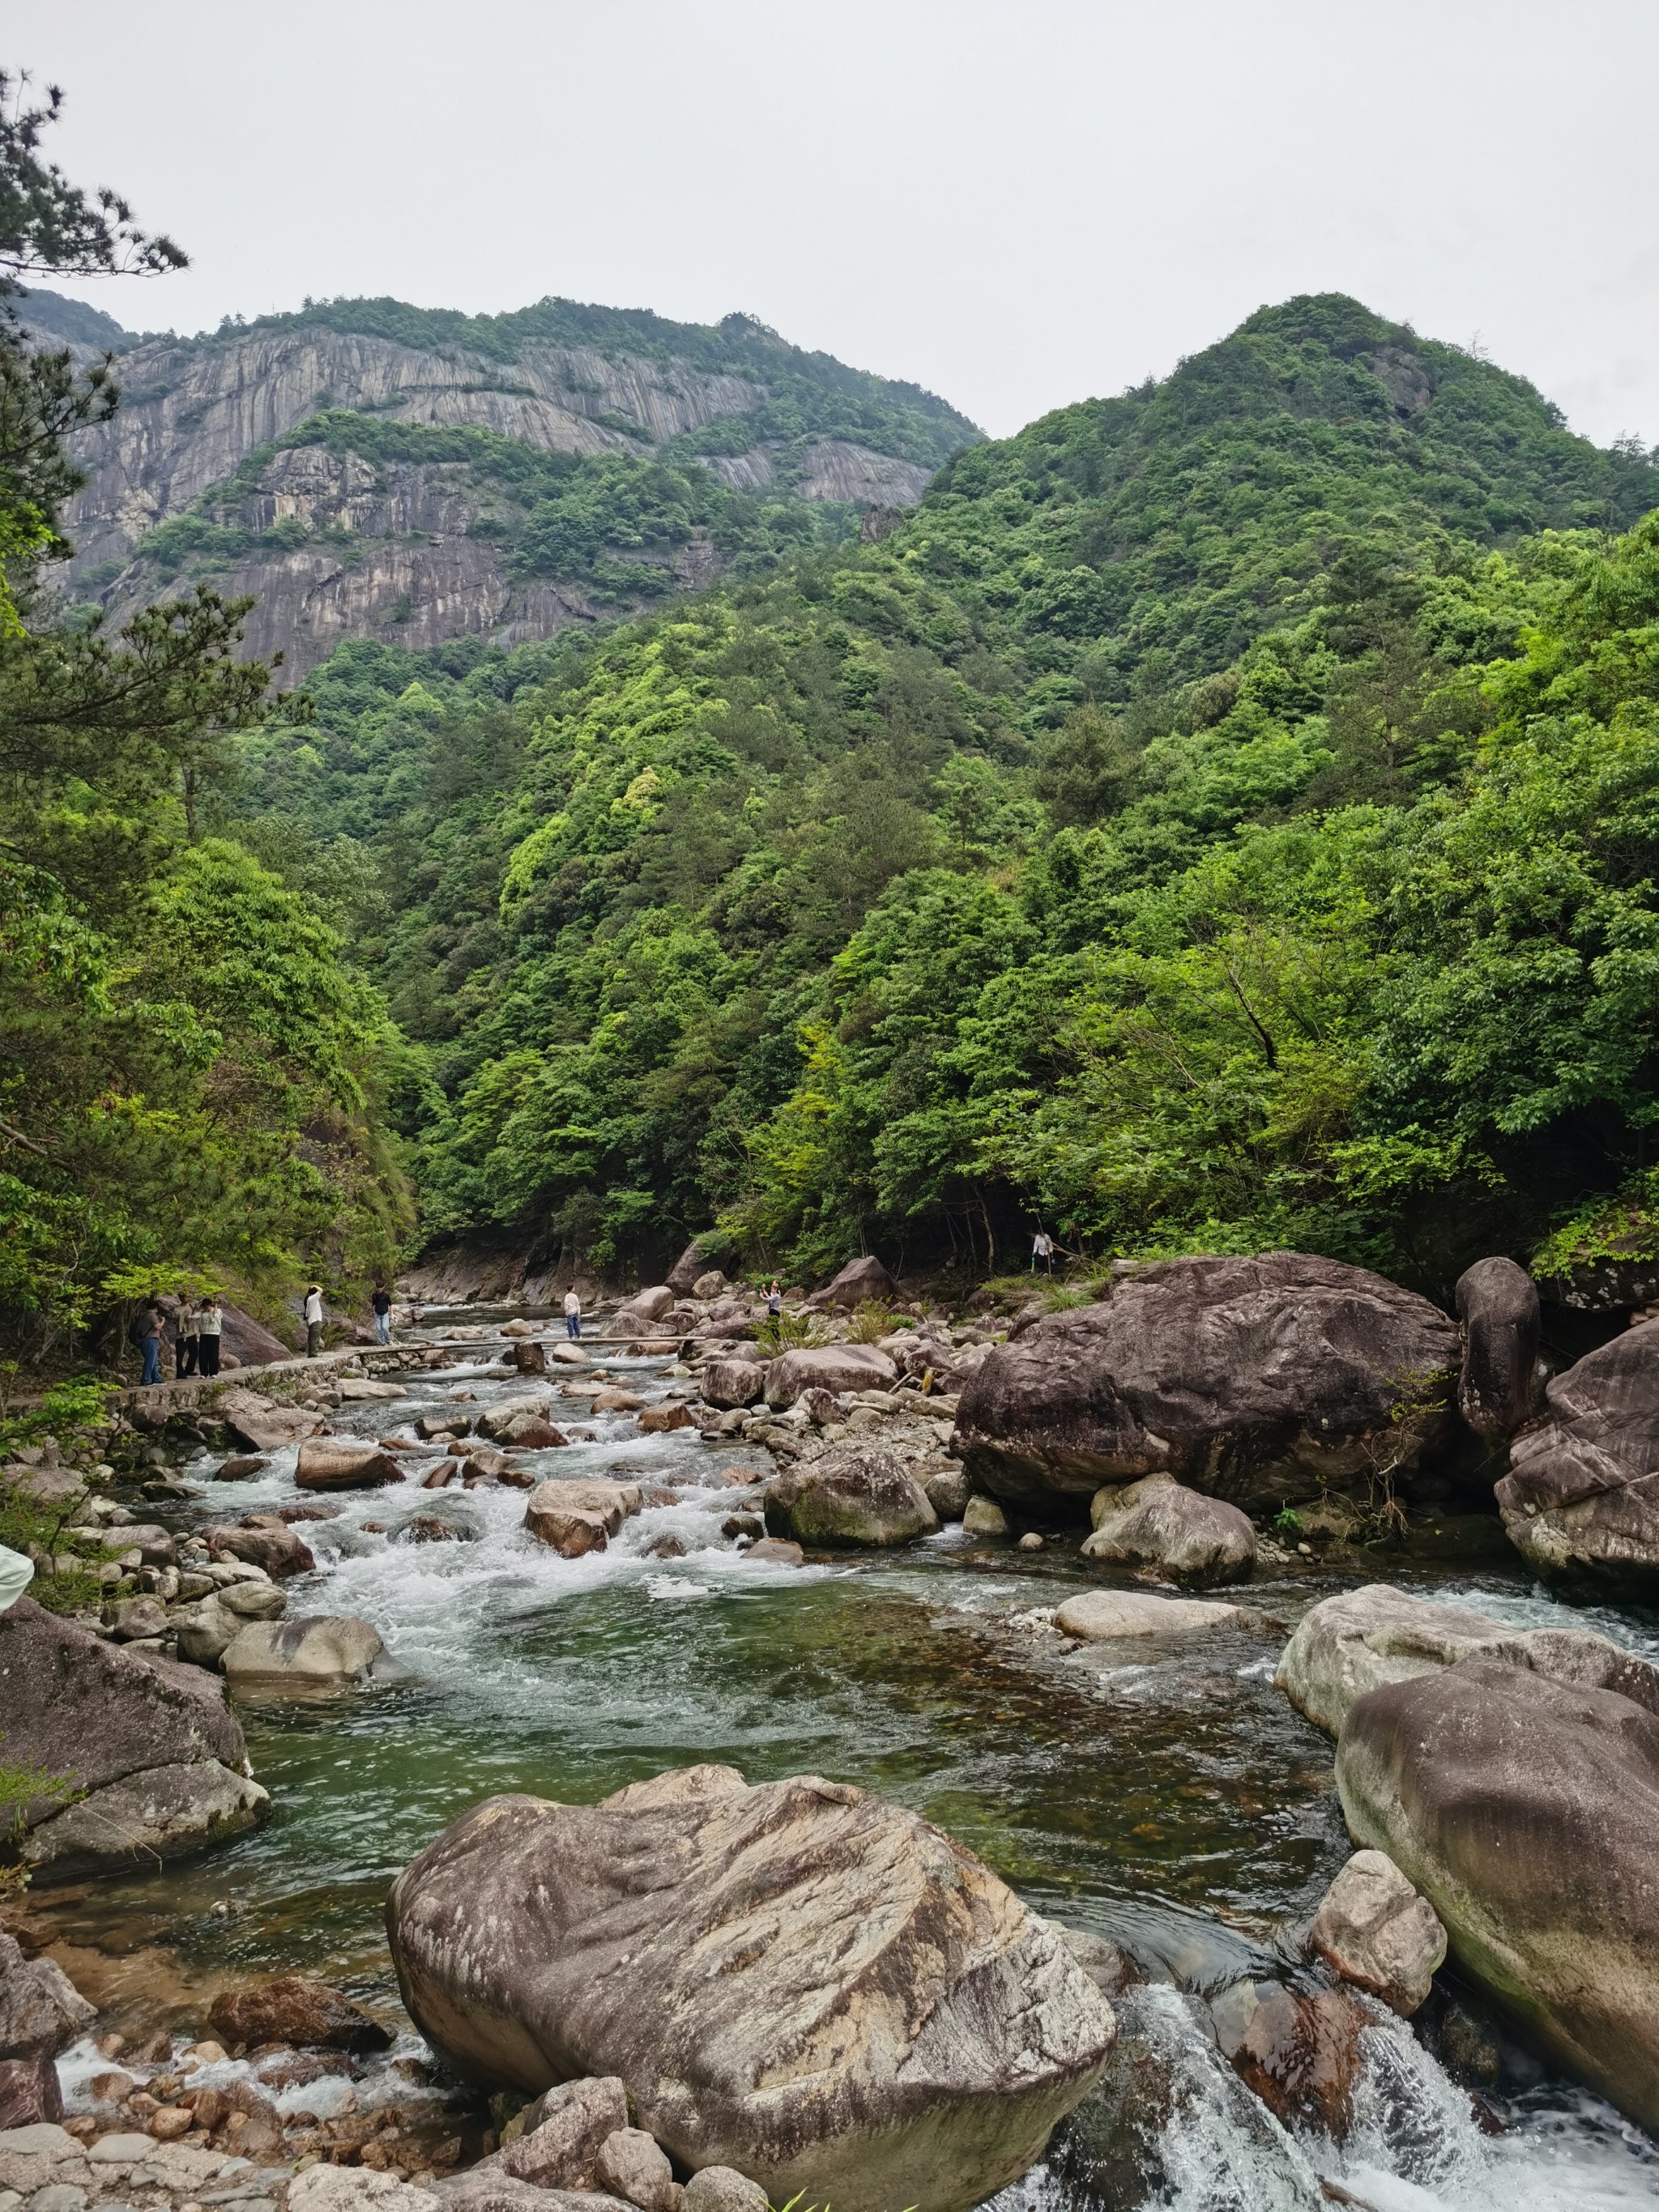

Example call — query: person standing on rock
[138,1300,165,1386]
[766,1280,783,1318]
[563,1285,582,1340]
[197,1295,224,1375]
[174,1294,199,1379]
[305,1284,325,1357]
[1030,1230,1056,1274]
[372,1282,393,1346]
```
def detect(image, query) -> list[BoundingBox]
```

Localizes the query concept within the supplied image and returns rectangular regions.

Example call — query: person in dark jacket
[372,1283,393,1345]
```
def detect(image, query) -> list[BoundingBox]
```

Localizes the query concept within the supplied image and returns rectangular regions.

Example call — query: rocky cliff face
[52,305,963,674]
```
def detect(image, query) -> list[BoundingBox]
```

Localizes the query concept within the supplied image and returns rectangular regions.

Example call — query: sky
[18,0,1659,449]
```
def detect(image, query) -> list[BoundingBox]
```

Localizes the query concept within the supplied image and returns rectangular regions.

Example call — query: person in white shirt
[1030,1230,1056,1274]
[304,1285,325,1357]
[197,1297,224,1375]
[563,1286,582,1341]
[0,1542,33,1612]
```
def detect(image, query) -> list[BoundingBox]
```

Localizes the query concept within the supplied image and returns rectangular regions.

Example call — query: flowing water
[36,1320,1659,2207]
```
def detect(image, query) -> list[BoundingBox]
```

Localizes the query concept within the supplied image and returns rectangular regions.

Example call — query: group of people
[133,1295,224,1385]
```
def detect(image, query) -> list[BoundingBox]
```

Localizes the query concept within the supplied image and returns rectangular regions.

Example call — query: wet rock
[1454,1257,1540,1439]
[594,2126,675,2211]
[0,1939,94,2062]
[1054,1589,1242,1643]
[923,1465,969,1521]
[387,1765,1115,2212]
[173,1578,288,1665]
[591,1389,646,1415]
[740,1538,803,1566]
[962,1494,1008,1537]
[680,2171,766,2212]
[214,1454,268,1481]
[1017,1531,1045,1552]
[1052,1926,1139,2001]
[954,1252,1459,1513]
[1310,1849,1446,2014]
[509,1343,548,1375]
[817,1255,895,1310]
[209,1975,393,2053]
[0,1598,267,1880]
[1337,1649,1659,2133]
[0,2053,62,2128]
[203,1520,315,1579]
[475,1397,560,1443]
[1228,1984,1372,2139]
[698,1361,768,1412]
[497,1417,569,1450]
[548,1343,589,1367]
[220,1615,386,1692]
[638,1404,693,1434]
[524,1481,642,1558]
[1273,1582,1653,1738]
[215,1387,328,1452]
[1081,1474,1256,1588]
[1497,1319,1659,1592]
[417,1414,470,1441]
[761,1345,898,1410]
[763,1450,937,1548]
[295,1439,406,1491]
[461,1448,510,1481]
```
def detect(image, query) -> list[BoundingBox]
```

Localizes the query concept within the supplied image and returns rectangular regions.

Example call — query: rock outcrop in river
[0,1598,268,1878]
[1496,1317,1659,1592]
[953,1252,1461,1514]
[386,1764,1115,2212]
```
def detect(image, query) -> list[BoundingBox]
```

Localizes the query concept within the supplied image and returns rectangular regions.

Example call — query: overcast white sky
[18,0,1659,447]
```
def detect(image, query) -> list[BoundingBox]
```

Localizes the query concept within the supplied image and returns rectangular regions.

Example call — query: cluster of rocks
[1276,1581,1659,2134]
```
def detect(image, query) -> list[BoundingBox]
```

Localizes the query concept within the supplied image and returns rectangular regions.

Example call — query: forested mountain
[33,288,978,674]
[229,294,1659,1298]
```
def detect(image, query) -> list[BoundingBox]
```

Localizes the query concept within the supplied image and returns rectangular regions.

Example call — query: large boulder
[953,1252,1460,1513]
[476,1396,561,1444]
[616,1287,676,1326]
[666,1243,709,1296]
[1081,1476,1255,1587]
[386,1765,1115,2212]
[764,1451,938,1549]
[699,1360,769,1411]
[1453,1257,1540,1438]
[762,1345,897,1410]
[203,1519,315,1579]
[0,1598,268,1879]
[815,1255,894,1311]
[1277,1581,1659,1741]
[524,1481,643,1559]
[295,1438,406,1491]
[221,1616,386,1693]
[1337,1650,1659,2133]
[1496,1319,1659,1592]
[214,1387,326,1451]
[219,1298,296,1369]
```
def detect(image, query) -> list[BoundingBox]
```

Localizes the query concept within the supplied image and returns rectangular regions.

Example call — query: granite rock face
[1453,1256,1540,1439]
[1081,1475,1256,1587]
[954,1253,1461,1513]
[0,1598,268,1878]
[386,1764,1115,2212]
[1497,1319,1659,1592]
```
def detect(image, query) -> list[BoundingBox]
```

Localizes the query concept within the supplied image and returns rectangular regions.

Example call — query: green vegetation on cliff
[237,296,1659,1293]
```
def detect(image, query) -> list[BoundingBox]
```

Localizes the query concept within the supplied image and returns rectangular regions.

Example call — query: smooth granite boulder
[1497,1319,1659,1592]
[386,1764,1115,2212]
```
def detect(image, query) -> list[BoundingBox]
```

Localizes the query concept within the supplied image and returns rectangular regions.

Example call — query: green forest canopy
[229,294,1659,1299]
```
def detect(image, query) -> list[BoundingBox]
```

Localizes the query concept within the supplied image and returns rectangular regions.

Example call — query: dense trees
[237,299,1659,1297]
[0,80,408,1363]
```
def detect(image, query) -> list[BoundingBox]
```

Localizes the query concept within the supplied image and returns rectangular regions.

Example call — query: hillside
[229,294,1659,1298]
[30,289,980,674]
